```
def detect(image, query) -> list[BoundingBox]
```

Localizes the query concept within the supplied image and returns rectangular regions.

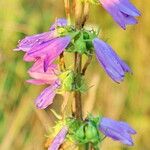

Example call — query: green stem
[82,55,92,75]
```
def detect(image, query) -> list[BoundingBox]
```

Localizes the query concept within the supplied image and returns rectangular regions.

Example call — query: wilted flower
[99,117,136,146]
[48,126,68,150]
[98,0,141,29]
[93,38,131,83]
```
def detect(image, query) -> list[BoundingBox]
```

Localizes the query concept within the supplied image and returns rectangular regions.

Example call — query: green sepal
[87,114,102,128]
[59,70,75,92]
[74,74,88,93]
[75,124,86,143]
[74,33,87,54]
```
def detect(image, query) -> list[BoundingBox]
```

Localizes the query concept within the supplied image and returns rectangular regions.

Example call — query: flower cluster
[15,17,132,109]
[15,0,140,149]
[48,116,136,149]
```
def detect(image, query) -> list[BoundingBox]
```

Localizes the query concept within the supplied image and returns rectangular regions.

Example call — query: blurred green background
[0,0,149,150]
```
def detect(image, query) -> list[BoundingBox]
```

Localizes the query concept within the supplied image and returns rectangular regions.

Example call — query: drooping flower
[48,126,68,150]
[92,38,131,83]
[98,0,141,29]
[99,117,136,146]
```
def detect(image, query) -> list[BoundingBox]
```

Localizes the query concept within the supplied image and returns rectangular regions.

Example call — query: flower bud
[85,123,99,142]
[75,125,85,141]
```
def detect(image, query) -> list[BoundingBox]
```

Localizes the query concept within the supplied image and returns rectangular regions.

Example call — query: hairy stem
[73,0,91,115]
[82,55,92,75]
[82,2,90,27]
[73,52,82,119]
[73,1,91,150]
[72,0,90,120]
[72,0,84,120]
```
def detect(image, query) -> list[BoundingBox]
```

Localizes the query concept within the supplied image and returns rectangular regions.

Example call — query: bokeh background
[0,0,149,150]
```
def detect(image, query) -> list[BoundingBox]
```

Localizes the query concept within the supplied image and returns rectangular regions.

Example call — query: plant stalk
[72,0,84,120]
[73,1,91,149]
[72,0,90,120]
[64,0,71,25]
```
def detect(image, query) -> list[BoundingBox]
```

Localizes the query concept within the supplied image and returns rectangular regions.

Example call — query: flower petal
[26,79,48,85]
[15,31,55,52]
[50,18,68,31]
[99,0,140,29]
[35,80,61,109]
[93,38,131,82]
[28,59,58,85]
[99,117,136,146]
[27,36,71,69]
[48,126,68,150]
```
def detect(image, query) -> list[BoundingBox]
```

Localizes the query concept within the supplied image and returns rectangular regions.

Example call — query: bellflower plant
[14,0,140,149]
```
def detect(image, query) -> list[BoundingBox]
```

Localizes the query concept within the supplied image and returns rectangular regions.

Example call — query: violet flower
[35,79,61,109]
[15,31,55,52]
[48,126,68,150]
[99,117,136,146]
[50,18,67,31]
[27,59,61,109]
[15,18,67,52]
[27,58,58,85]
[99,0,141,29]
[15,18,71,71]
[26,36,71,72]
[93,38,131,83]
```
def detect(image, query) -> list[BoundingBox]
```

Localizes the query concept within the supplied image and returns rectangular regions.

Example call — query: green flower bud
[85,123,99,143]
[75,125,85,142]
